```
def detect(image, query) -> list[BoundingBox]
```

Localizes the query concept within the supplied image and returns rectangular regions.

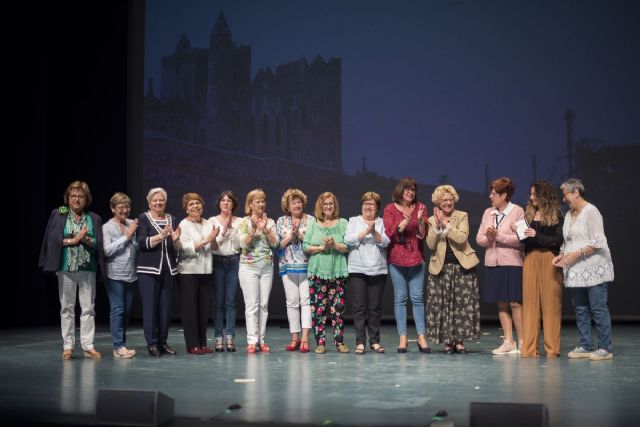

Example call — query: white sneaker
[492,340,517,355]
[113,347,136,359]
[590,349,613,361]
[567,346,593,359]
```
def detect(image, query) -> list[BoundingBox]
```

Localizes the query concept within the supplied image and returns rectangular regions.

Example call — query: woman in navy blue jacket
[136,187,182,357]
[39,181,104,360]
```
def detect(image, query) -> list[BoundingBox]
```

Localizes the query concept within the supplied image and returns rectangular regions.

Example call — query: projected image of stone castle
[144,12,342,171]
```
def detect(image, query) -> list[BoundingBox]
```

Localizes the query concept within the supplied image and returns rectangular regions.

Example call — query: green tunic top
[303,218,348,279]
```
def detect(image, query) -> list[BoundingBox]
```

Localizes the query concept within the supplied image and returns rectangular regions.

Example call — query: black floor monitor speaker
[96,389,174,426]
[470,402,549,427]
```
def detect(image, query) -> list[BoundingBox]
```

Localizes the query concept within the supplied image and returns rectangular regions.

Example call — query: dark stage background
[14,0,640,328]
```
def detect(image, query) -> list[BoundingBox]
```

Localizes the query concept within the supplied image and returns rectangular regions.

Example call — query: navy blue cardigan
[39,208,104,274]
[136,212,179,275]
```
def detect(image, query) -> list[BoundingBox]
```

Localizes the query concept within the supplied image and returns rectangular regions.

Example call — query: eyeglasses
[362,201,377,206]
[70,194,85,200]
[323,203,335,207]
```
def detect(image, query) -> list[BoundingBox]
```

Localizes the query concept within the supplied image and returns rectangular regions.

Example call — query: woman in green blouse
[303,192,349,354]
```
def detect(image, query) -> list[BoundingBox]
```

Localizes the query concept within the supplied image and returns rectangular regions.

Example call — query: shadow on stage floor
[1,322,639,427]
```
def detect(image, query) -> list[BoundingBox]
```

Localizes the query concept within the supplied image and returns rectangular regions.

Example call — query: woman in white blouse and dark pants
[553,179,615,361]
[178,193,219,355]
[345,192,390,354]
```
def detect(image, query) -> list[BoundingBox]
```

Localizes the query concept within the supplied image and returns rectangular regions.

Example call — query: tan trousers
[521,250,563,357]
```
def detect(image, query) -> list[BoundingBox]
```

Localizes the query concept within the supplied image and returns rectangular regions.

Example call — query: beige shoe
[336,343,350,353]
[113,347,135,359]
[84,348,102,359]
[492,340,517,355]
[315,345,326,354]
[62,349,73,360]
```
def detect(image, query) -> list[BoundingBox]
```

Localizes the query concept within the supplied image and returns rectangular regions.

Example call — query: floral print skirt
[426,263,480,344]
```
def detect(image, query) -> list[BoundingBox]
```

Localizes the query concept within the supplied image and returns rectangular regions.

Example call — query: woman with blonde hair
[520,181,564,358]
[238,189,279,353]
[426,185,480,354]
[276,188,315,353]
[303,192,349,353]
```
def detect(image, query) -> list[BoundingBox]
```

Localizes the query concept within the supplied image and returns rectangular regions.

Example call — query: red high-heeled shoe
[285,340,301,351]
[299,340,309,353]
[259,343,270,352]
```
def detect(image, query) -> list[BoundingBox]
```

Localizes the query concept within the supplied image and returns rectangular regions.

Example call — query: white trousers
[238,261,273,345]
[57,271,96,351]
[282,272,311,333]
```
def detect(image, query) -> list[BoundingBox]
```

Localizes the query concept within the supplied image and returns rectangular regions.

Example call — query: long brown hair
[525,181,561,226]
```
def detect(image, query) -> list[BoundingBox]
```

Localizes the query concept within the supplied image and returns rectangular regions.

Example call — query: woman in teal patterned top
[303,191,349,354]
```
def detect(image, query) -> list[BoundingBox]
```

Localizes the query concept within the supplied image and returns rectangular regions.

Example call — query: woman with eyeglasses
[345,192,390,354]
[303,192,349,354]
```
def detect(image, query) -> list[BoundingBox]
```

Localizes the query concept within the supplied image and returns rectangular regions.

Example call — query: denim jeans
[105,279,136,349]
[388,263,426,336]
[571,282,612,352]
[213,255,240,338]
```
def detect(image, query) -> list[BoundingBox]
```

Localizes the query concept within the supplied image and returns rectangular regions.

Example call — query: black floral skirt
[426,263,480,344]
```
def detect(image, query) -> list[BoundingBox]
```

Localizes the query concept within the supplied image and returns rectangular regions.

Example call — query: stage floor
[1,323,639,426]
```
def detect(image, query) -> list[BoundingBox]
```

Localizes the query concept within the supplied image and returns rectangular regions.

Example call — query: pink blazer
[475,203,524,267]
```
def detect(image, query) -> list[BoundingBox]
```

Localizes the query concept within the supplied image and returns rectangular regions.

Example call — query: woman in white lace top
[553,178,614,360]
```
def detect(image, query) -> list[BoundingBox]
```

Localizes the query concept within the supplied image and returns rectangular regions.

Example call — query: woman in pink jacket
[476,177,525,355]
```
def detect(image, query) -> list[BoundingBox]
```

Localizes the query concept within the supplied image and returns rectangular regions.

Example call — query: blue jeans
[213,255,240,338]
[388,263,426,336]
[571,282,612,352]
[105,279,136,349]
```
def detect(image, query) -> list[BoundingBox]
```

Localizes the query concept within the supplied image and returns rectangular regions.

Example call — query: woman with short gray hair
[553,178,615,361]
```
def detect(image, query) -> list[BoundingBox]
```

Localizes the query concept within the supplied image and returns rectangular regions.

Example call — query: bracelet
[580,248,585,257]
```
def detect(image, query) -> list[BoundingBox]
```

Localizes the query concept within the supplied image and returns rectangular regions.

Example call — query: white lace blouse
[561,203,614,287]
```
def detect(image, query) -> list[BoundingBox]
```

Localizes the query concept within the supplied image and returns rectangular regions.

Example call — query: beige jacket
[426,210,480,275]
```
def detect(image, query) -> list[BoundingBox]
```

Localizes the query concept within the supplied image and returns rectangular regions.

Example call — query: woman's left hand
[524,228,536,238]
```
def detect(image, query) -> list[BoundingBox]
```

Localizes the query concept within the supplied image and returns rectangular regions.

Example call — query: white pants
[238,261,273,345]
[282,272,311,333]
[57,271,96,351]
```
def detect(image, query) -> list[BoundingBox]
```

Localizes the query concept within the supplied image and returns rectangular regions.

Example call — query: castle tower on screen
[145,12,342,172]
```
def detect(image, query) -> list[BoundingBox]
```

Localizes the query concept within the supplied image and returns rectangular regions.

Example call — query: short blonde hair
[182,192,204,211]
[245,188,266,215]
[146,187,167,203]
[314,192,340,221]
[109,192,131,209]
[431,185,459,204]
[361,191,381,209]
[281,188,308,214]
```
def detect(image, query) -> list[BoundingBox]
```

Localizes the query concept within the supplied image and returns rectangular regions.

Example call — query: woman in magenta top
[476,177,525,355]
[383,177,430,353]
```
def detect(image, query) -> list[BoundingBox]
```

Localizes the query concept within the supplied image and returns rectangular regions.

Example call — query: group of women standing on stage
[39,176,615,360]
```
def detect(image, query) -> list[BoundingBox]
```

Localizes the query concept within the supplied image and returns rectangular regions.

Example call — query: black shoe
[417,342,431,353]
[455,343,468,354]
[147,346,161,357]
[160,344,177,355]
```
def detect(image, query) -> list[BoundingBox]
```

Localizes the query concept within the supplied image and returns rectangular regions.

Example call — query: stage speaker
[96,389,174,426]
[470,402,548,427]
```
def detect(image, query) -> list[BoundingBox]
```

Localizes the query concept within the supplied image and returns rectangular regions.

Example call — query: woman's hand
[552,254,565,267]
[524,228,536,238]
[124,219,138,240]
[485,226,497,239]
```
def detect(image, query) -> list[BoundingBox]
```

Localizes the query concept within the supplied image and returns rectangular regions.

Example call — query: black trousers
[179,274,213,349]
[349,273,387,345]
[138,271,175,347]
